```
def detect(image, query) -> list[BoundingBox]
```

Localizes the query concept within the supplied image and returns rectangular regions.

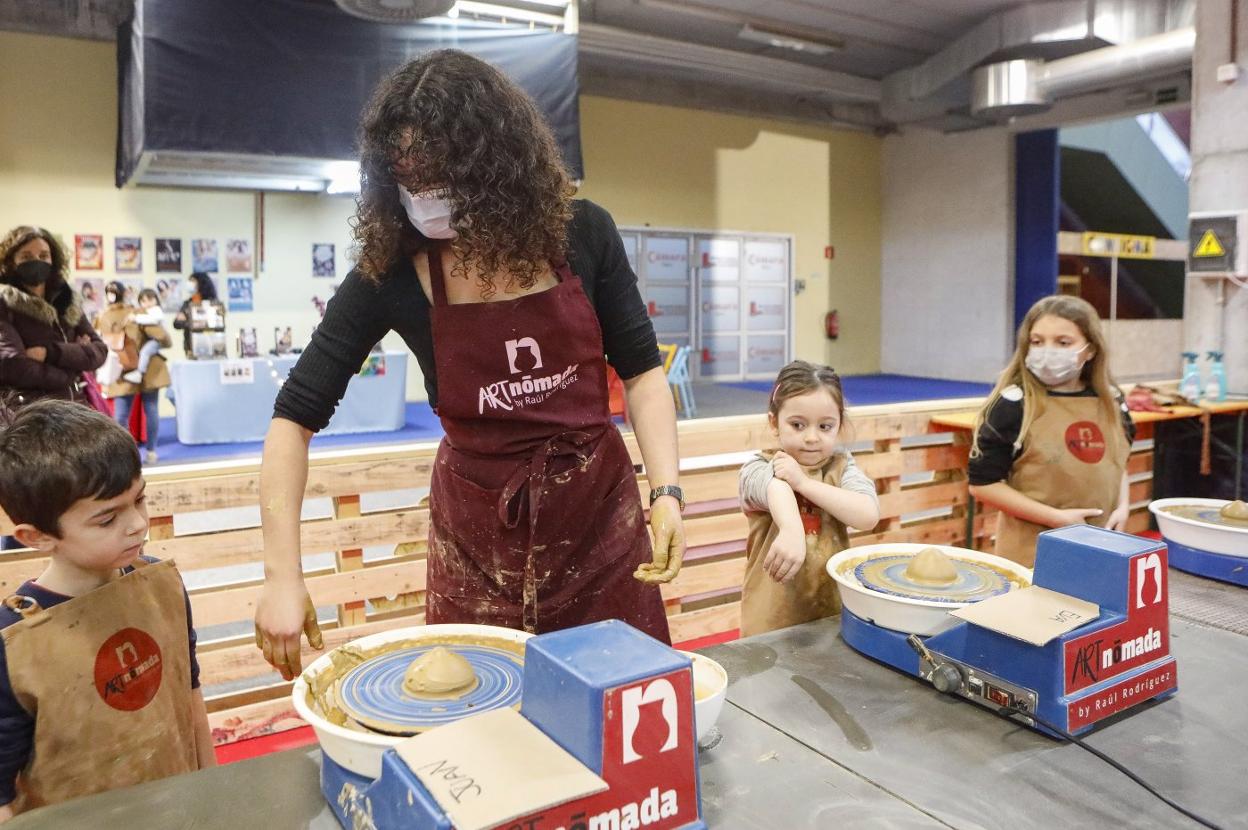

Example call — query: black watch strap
[649,485,684,510]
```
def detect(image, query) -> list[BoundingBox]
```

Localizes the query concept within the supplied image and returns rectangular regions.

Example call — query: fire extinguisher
[825,310,839,340]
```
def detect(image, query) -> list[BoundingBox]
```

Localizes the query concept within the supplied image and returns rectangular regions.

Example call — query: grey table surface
[11,615,1246,829]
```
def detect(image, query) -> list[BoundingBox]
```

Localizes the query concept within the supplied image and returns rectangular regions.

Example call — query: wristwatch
[649,485,685,511]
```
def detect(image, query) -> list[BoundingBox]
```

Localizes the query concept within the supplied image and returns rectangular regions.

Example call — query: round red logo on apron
[94,627,163,711]
[1065,421,1107,464]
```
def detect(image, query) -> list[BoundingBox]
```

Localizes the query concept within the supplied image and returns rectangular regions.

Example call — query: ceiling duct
[333,0,456,22]
[971,26,1195,119]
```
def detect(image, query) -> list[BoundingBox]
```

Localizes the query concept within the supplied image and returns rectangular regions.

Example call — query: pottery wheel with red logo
[333,643,524,736]
[854,555,1014,604]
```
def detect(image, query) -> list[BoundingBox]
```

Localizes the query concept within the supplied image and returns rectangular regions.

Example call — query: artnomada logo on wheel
[478,337,579,414]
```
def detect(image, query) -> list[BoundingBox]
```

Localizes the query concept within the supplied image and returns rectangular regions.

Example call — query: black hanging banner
[117,0,582,187]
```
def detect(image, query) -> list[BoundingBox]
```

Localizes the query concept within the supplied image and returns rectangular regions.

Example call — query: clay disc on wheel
[854,555,1013,604]
[334,643,523,735]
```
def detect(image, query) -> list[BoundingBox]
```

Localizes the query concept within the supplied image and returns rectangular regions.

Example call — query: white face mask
[397,185,456,239]
[1025,344,1089,387]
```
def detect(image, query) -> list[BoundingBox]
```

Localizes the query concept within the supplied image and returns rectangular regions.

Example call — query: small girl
[738,361,880,637]
[969,295,1134,568]
[124,288,165,384]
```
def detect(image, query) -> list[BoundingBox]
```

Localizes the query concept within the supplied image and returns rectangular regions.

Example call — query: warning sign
[1188,215,1238,272]
[1193,229,1225,258]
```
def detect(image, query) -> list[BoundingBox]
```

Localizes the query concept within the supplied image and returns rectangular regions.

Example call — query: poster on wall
[745,285,787,332]
[742,240,787,283]
[156,238,182,273]
[74,277,105,321]
[227,276,254,312]
[226,239,253,273]
[312,243,335,277]
[699,285,741,334]
[699,336,741,379]
[644,284,691,335]
[155,277,183,313]
[641,236,689,283]
[115,237,142,273]
[191,239,219,272]
[74,234,103,270]
[696,238,740,283]
[745,335,787,376]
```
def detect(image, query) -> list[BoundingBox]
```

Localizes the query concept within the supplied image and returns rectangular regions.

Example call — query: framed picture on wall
[156,238,182,273]
[75,277,105,321]
[191,239,219,272]
[156,277,183,313]
[312,243,335,277]
[75,234,103,270]
[226,239,253,272]
[115,237,142,272]
[227,276,254,311]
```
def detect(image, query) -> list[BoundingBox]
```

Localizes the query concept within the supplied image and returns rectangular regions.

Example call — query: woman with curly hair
[254,50,684,677]
[0,226,107,413]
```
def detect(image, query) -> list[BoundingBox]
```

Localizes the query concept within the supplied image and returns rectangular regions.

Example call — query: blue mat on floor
[150,402,445,466]
[726,374,992,406]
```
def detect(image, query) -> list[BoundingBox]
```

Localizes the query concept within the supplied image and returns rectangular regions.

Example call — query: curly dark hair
[0,226,69,286]
[354,49,575,294]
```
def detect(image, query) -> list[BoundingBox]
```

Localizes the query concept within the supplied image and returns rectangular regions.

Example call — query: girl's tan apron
[741,452,850,637]
[995,394,1129,568]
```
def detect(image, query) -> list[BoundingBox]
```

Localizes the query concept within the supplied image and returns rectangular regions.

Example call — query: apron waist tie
[494,428,608,632]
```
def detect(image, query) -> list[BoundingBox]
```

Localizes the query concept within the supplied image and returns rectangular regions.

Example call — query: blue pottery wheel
[335,644,524,735]
[854,555,1013,604]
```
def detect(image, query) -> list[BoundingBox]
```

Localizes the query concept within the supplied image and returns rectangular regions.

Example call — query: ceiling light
[738,23,841,56]
[448,1,567,26]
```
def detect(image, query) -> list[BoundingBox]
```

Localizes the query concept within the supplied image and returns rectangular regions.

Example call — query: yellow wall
[577,96,882,374]
[0,31,883,416]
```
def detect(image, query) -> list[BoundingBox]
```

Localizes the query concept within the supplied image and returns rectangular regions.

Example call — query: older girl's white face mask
[1025,344,1088,387]
[397,186,456,239]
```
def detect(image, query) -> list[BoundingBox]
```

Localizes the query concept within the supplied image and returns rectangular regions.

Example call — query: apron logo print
[479,337,579,414]
[1064,421,1107,464]
[93,627,164,711]
[505,337,543,374]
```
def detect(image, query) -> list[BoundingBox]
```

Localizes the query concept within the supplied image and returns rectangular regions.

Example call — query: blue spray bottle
[1180,352,1203,401]
[1205,352,1228,402]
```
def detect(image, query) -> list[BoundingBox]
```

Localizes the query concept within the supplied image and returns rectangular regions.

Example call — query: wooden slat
[876,481,967,519]
[661,557,745,602]
[1126,451,1155,475]
[208,696,305,746]
[334,495,367,627]
[682,512,749,549]
[190,560,427,628]
[669,601,741,645]
[146,456,435,518]
[149,509,430,570]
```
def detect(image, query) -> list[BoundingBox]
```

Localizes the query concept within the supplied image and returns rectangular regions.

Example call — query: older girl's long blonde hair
[972,295,1122,456]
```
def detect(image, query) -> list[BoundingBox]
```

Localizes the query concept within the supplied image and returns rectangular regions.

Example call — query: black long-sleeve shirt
[274,199,660,432]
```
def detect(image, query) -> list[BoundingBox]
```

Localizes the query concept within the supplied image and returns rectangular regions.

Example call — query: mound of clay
[904,547,959,586]
[1220,500,1248,522]
[403,646,477,699]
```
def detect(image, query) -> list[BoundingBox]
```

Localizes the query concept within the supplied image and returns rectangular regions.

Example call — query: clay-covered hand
[1104,504,1131,532]
[254,577,324,681]
[771,451,806,493]
[763,525,806,583]
[634,495,686,584]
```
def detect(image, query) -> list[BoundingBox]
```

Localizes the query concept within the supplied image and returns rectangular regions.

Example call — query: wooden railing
[0,399,1157,745]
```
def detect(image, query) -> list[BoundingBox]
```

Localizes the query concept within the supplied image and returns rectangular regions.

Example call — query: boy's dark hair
[138,288,159,304]
[0,400,141,536]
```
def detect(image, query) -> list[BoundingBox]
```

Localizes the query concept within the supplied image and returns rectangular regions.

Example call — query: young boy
[122,288,166,385]
[0,400,214,820]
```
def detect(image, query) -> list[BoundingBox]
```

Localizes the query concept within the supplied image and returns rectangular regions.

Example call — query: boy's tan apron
[1,559,197,813]
[741,452,850,637]
[995,394,1129,568]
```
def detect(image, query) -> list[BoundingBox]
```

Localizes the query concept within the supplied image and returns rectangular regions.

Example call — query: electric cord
[997,705,1225,830]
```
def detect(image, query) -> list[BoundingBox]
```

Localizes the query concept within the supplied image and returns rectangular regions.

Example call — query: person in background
[126,289,167,386]
[738,361,880,637]
[0,401,214,821]
[969,295,1134,568]
[95,282,172,465]
[172,272,225,358]
[0,226,106,413]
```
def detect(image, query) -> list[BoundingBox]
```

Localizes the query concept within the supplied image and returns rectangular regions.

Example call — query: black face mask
[13,260,52,287]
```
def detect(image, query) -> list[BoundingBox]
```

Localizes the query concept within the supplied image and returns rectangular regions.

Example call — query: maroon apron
[424,245,670,643]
